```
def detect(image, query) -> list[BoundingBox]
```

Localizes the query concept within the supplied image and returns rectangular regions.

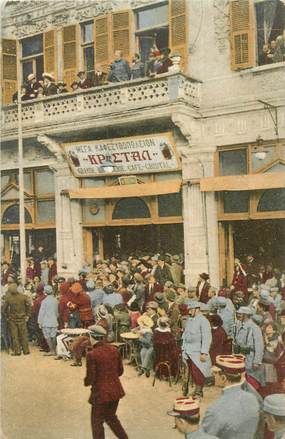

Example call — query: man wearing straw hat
[167,396,218,438]
[84,326,128,439]
[42,72,58,96]
[182,301,212,398]
[201,354,260,439]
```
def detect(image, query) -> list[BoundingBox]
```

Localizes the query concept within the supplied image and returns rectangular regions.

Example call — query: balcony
[2,73,201,140]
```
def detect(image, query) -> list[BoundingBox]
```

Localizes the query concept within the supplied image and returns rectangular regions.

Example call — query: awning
[200,172,285,192]
[69,180,181,199]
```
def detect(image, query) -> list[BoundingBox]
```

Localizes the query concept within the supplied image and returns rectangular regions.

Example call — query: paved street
[1,347,221,439]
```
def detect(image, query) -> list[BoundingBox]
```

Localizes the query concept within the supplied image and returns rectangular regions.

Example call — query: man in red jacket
[84,328,128,439]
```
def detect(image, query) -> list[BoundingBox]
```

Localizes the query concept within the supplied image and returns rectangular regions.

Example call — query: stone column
[37,135,84,277]
[182,151,220,288]
[54,162,84,277]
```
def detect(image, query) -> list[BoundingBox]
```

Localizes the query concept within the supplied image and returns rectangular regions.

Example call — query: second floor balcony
[2,73,201,140]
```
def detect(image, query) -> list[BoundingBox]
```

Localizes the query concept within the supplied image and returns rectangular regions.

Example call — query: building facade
[1,0,285,287]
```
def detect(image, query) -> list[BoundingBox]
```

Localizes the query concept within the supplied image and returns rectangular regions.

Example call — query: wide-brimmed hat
[70,282,83,294]
[214,354,245,374]
[27,73,35,81]
[42,72,55,81]
[167,397,200,418]
[137,315,154,328]
[96,305,108,319]
[199,273,209,280]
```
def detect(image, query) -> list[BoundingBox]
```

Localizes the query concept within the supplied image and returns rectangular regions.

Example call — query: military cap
[216,296,227,307]
[168,397,200,418]
[236,306,253,315]
[263,394,285,416]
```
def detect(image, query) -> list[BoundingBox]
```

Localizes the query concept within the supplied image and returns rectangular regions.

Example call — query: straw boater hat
[214,354,246,374]
[146,301,158,310]
[137,315,154,328]
[27,73,35,81]
[167,397,200,418]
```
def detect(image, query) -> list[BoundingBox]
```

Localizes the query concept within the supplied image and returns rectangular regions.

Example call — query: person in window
[273,34,285,63]
[267,40,277,64]
[259,43,270,65]
[25,73,41,99]
[93,64,108,86]
[42,73,58,96]
[130,53,145,80]
[107,50,130,82]
[156,48,173,74]
[57,80,69,93]
[77,71,93,89]
[36,86,44,98]
[12,85,30,103]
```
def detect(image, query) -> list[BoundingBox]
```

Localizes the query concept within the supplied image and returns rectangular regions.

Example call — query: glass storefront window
[158,193,182,217]
[37,200,55,223]
[35,170,54,195]
[257,189,285,212]
[136,3,168,29]
[219,149,247,176]
[112,197,150,219]
[223,191,250,213]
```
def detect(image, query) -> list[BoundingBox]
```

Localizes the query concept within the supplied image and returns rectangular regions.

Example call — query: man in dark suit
[196,273,211,304]
[153,256,173,286]
[84,327,128,439]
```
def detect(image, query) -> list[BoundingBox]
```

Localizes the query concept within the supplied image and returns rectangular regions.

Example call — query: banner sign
[62,133,180,177]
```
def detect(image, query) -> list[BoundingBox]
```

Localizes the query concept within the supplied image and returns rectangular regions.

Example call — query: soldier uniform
[3,283,31,355]
[234,306,264,388]
[182,301,212,397]
[202,355,260,439]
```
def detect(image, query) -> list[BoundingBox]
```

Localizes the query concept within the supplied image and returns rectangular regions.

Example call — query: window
[158,192,182,217]
[37,200,55,223]
[81,21,94,80]
[21,34,44,83]
[255,0,285,66]
[257,189,285,211]
[219,149,248,176]
[223,191,250,213]
[135,2,169,63]
[35,170,54,195]
[2,205,32,224]
[112,197,150,219]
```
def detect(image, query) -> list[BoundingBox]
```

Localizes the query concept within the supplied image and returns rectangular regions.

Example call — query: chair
[152,361,172,387]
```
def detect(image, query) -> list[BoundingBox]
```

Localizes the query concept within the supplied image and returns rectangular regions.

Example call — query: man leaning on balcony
[107,50,130,83]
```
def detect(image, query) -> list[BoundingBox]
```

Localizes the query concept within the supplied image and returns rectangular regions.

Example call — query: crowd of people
[259,30,285,65]
[12,46,174,103]
[1,250,285,439]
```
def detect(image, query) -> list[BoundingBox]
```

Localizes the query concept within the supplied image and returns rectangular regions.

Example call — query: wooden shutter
[230,0,255,70]
[111,10,132,63]
[2,39,17,105]
[62,25,78,87]
[169,0,188,71]
[44,30,57,80]
[94,15,111,73]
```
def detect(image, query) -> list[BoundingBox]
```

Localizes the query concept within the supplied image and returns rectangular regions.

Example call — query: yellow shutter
[230,0,255,70]
[44,30,57,80]
[2,39,17,105]
[169,0,188,72]
[111,10,132,63]
[62,25,78,87]
[94,15,111,73]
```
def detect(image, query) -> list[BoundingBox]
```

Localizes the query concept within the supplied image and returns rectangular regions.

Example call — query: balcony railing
[2,73,201,135]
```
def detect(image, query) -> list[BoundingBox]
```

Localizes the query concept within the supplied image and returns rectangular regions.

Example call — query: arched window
[112,198,150,219]
[257,189,285,212]
[2,204,32,224]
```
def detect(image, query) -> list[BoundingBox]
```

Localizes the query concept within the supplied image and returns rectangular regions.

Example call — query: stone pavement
[1,347,221,439]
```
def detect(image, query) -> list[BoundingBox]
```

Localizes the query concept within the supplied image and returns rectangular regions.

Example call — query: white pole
[16,41,26,284]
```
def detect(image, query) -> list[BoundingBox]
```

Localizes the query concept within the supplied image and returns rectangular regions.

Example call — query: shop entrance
[85,224,184,262]
[220,219,285,285]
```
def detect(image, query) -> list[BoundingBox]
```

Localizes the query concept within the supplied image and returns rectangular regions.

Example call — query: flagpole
[16,41,26,284]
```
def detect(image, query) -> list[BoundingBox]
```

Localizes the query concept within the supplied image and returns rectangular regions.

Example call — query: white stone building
[1,0,285,286]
